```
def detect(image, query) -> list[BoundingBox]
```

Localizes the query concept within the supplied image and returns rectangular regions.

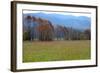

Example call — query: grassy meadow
[23,40,91,62]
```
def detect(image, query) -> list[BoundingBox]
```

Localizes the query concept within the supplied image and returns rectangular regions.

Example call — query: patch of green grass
[23,40,91,62]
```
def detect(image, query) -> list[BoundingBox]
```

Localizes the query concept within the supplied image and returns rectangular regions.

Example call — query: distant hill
[23,12,91,30]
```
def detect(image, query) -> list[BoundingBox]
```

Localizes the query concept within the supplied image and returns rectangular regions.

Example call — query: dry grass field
[23,40,91,62]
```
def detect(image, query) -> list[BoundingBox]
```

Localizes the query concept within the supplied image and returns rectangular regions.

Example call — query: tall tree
[37,18,54,41]
[24,15,31,40]
[84,29,91,40]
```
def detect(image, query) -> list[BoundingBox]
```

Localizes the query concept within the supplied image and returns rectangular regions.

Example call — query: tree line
[23,15,91,41]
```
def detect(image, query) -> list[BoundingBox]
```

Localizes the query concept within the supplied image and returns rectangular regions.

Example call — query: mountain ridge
[23,12,91,30]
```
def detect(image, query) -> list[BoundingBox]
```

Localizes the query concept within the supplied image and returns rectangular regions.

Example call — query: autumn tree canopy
[23,15,91,41]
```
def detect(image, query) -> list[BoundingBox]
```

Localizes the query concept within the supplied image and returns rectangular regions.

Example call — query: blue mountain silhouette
[24,12,91,30]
